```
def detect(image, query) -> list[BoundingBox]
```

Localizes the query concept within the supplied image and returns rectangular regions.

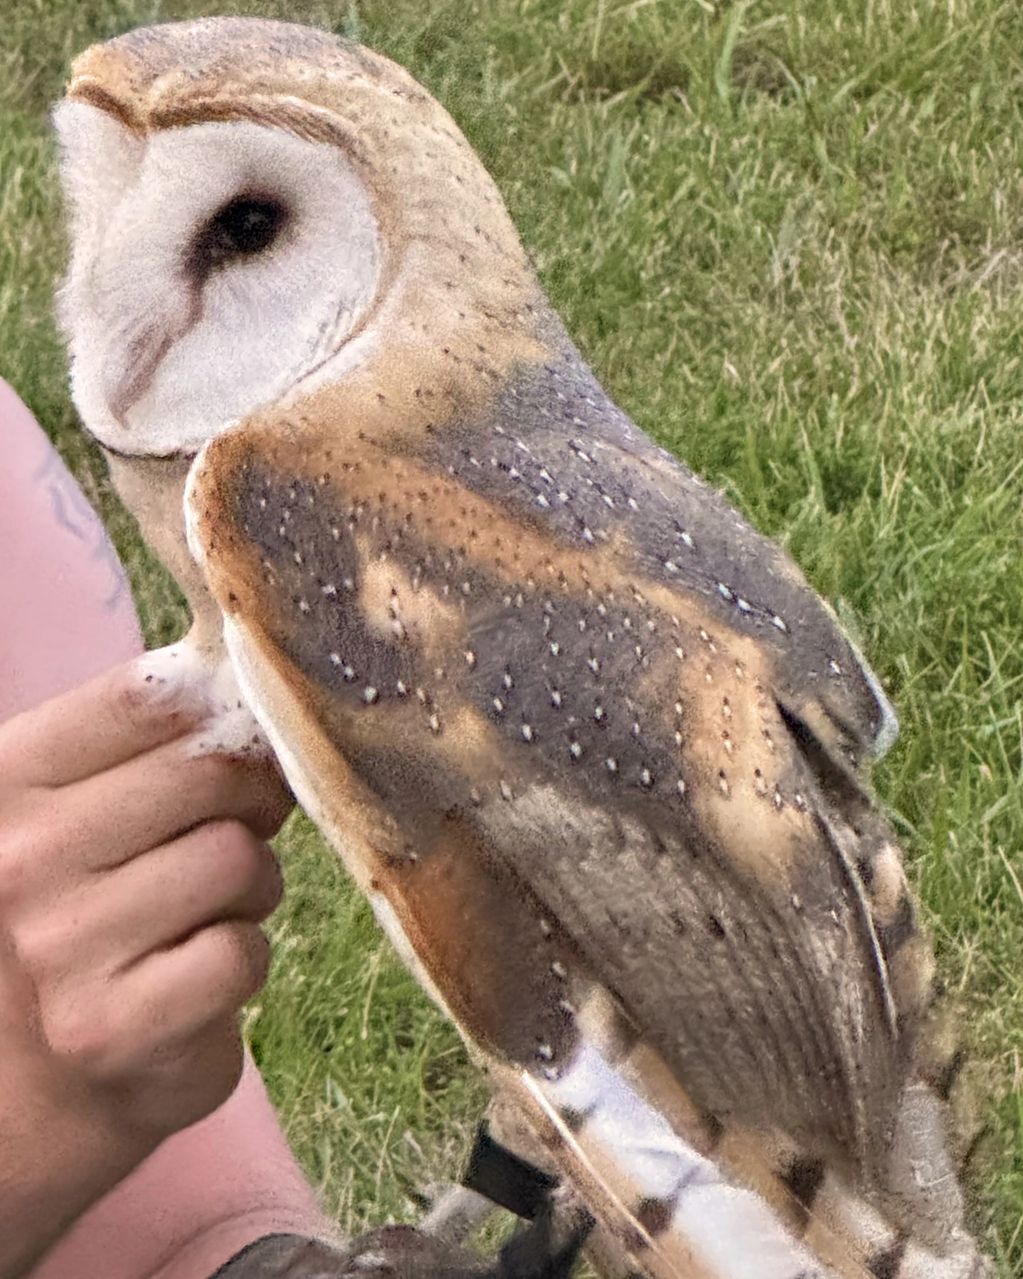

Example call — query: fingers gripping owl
[53,18,989,1279]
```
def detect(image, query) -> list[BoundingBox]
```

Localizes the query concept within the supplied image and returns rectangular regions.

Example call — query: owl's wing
[187,339,927,1278]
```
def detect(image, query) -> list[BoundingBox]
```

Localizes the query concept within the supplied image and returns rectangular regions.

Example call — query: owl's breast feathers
[189,315,947,1277]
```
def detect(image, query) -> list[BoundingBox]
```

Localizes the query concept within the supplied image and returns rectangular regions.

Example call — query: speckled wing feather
[189,314,940,1277]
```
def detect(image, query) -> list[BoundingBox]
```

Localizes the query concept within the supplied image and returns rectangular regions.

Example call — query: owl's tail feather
[488,1009,990,1279]
[795,1080,989,1279]
[790,761,989,1273]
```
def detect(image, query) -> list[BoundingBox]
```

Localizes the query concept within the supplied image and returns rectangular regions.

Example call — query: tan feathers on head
[56,18,988,1279]
[56,18,537,461]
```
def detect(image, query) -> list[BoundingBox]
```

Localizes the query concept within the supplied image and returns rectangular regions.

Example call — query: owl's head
[54,17,536,461]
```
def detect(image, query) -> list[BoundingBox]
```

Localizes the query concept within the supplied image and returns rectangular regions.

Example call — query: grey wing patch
[415,314,898,765]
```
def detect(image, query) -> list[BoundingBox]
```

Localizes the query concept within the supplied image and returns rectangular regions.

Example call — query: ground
[1,0,1021,1271]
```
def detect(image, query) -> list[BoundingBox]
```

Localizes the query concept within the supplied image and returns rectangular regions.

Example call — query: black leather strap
[462,1121,560,1221]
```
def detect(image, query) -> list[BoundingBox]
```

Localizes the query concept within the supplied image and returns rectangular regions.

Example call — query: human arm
[0,659,291,1278]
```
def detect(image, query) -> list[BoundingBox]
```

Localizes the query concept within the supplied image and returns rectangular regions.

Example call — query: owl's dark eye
[189,196,288,274]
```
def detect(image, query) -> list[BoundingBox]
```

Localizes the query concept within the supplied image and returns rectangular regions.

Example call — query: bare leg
[420,1186,497,1243]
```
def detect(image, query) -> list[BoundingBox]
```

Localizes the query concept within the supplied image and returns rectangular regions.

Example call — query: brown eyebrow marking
[67,79,142,133]
[149,96,369,161]
[67,81,366,164]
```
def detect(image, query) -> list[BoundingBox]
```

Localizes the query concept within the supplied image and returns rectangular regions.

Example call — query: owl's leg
[415,1116,593,1277]
[415,1102,564,1247]
[492,1185,592,1279]
[459,1111,626,1279]
[457,1119,593,1279]
[419,1184,497,1242]
[415,1114,563,1248]
[209,1136,591,1279]
[461,1119,560,1222]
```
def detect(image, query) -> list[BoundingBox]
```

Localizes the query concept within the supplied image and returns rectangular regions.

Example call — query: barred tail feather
[489,996,989,1279]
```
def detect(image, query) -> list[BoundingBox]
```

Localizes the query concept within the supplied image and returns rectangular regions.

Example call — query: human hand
[0,657,291,1277]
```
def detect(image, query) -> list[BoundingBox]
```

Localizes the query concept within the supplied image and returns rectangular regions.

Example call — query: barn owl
[54,17,988,1279]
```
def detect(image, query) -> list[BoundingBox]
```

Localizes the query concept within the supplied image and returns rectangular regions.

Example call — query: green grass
[3,0,1023,1269]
